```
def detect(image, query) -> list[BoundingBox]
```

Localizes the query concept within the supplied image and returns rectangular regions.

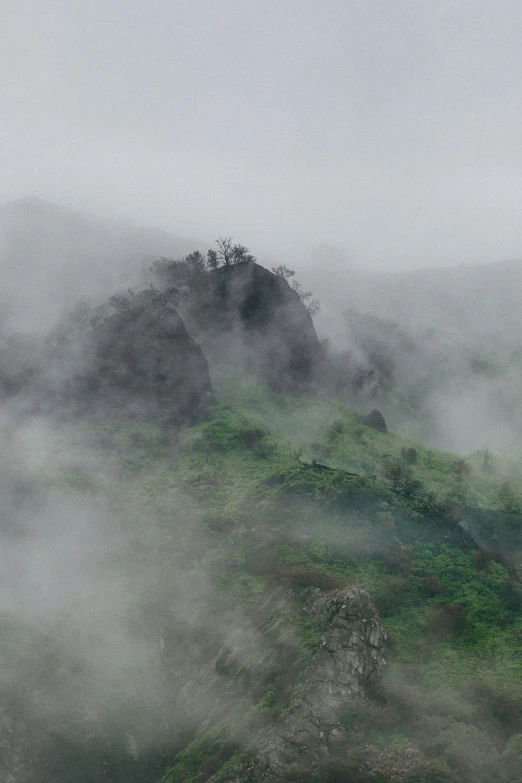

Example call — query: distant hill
[308,257,522,350]
[304,258,522,453]
[0,197,202,332]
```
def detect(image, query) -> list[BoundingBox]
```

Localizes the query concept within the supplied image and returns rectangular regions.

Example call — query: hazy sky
[3,0,522,269]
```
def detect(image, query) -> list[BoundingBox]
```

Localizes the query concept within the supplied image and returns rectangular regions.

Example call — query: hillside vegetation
[6,369,519,782]
[1,247,522,782]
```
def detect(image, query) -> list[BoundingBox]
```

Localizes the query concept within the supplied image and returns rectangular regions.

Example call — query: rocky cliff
[73,298,212,420]
[181,262,323,388]
[0,295,212,422]
[220,587,387,782]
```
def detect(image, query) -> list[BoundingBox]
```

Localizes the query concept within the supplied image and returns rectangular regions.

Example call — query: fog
[3,3,522,781]
[3,0,522,269]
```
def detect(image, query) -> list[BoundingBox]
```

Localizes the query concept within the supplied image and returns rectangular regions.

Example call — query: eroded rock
[222,586,387,782]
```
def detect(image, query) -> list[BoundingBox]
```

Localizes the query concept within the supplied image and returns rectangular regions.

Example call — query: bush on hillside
[429,603,467,636]
[382,456,422,497]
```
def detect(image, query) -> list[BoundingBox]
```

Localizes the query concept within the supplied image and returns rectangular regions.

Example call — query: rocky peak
[362,409,388,433]
[181,261,323,388]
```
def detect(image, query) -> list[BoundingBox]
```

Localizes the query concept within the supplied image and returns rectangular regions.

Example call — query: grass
[8,369,522,782]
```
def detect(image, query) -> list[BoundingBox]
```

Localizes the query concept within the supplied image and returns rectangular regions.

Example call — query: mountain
[309,257,522,349]
[0,258,324,414]
[2,369,522,783]
[180,261,323,388]
[0,197,202,332]
[1,207,522,782]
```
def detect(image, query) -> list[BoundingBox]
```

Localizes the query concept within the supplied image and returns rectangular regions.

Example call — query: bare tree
[109,284,178,315]
[291,280,320,316]
[382,456,421,496]
[272,264,321,316]
[271,264,295,279]
[212,237,256,266]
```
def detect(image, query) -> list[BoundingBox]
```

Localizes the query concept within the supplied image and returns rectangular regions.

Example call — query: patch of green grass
[27,370,522,783]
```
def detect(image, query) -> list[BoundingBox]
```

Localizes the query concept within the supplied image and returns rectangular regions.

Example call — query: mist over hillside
[0,198,203,332]
[1,200,522,781]
[308,257,522,346]
[303,258,522,454]
[3,196,522,455]
[6,2,522,779]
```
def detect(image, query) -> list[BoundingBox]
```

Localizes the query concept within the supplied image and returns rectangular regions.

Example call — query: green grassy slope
[37,372,522,782]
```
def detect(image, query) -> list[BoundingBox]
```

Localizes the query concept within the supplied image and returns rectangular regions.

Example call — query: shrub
[429,603,467,636]
[326,419,344,442]
[477,448,495,473]
[499,480,520,513]
[372,575,412,616]
[237,425,266,447]
[402,447,418,464]
[353,427,365,443]
[382,457,422,496]
[281,567,343,592]
[382,543,412,573]
[471,678,522,735]
[440,502,461,525]
[271,264,320,315]
[474,548,495,570]
[452,458,471,477]
[423,573,445,596]
[498,577,522,613]
[426,722,500,782]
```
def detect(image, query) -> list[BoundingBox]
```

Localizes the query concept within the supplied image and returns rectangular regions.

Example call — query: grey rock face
[76,302,212,419]
[362,409,388,433]
[222,587,387,782]
[0,300,212,422]
[181,262,323,388]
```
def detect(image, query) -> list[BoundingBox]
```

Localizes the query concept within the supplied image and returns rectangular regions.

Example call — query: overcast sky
[2,0,522,269]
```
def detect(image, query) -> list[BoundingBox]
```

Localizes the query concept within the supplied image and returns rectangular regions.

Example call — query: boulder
[181,261,323,388]
[0,299,212,422]
[74,301,212,420]
[362,408,388,433]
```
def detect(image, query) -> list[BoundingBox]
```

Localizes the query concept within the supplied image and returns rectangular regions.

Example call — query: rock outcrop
[362,408,388,433]
[72,298,212,419]
[181,262,323,388]
[0,296,212,422]
[222,587,387,782]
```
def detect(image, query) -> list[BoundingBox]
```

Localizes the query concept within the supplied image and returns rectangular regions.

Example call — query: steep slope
[2,258,522,783]
[155,375,522,782]
[2,374,522,782]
